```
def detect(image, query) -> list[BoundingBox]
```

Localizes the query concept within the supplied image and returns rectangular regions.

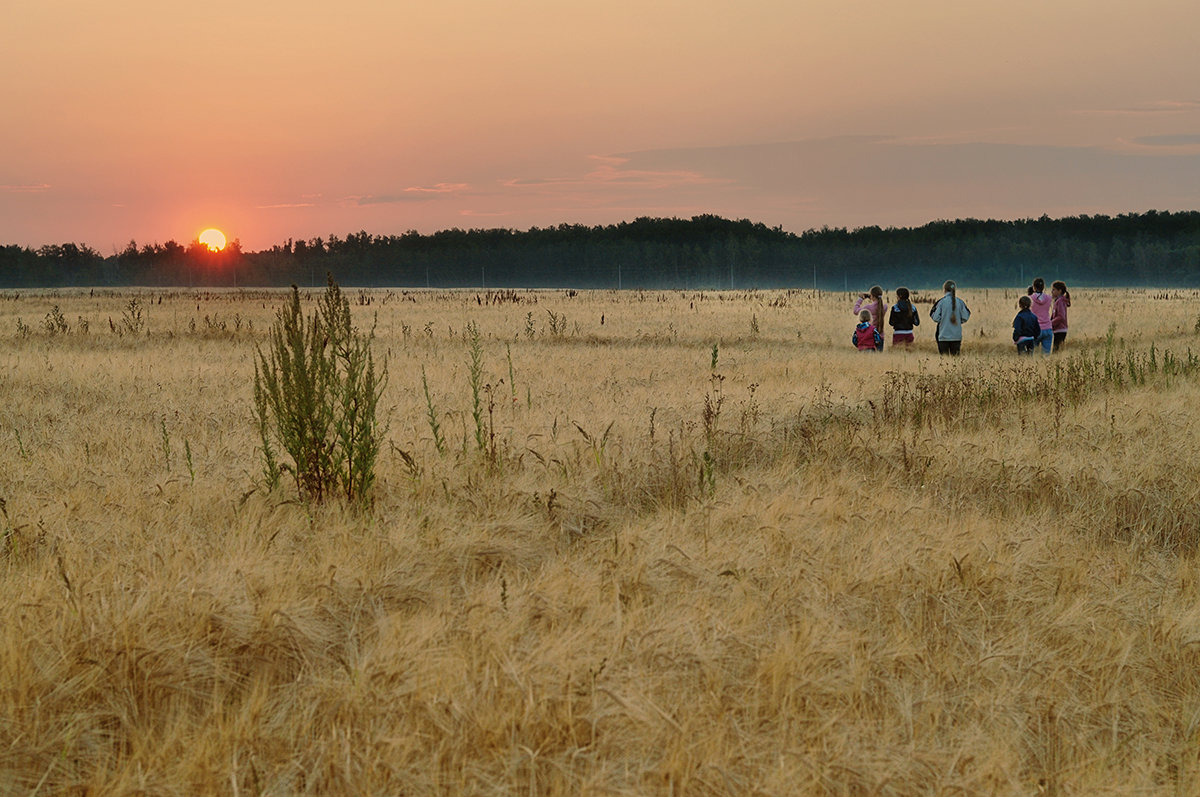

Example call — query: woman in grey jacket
[929,280,970,355]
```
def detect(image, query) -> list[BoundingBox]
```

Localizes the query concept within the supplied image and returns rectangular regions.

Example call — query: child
[888,287,919,347]
[1050,280,1071,352]
[1013,295,1040,354]
[929,280,970,355]
[853,286,886,350]
[852,309,882,352]
[1028,277,1053,353]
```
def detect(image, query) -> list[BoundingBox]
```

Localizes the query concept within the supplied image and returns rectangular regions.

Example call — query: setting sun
[198,228,227,252]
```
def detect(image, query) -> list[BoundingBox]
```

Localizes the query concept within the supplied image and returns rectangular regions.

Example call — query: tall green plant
[254,275,387,504]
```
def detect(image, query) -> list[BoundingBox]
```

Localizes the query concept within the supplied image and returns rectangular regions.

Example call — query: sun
[198,228,227,252]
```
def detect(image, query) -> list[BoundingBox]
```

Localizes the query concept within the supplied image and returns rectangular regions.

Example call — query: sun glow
[198,228,227,252]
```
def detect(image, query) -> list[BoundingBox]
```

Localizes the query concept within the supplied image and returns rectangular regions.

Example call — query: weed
[702,372,725,447]
[184,439,195,483]
[43,305,69,334]
[421,365,446,455]
[466,321,486,453]
[546,309,567,337]
[254,274,387,504]
[506,343,517,410]
[120,297,145,336]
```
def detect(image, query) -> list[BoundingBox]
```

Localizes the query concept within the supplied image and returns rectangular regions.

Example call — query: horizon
[4,1,1200,251]
[9,207,1198,257]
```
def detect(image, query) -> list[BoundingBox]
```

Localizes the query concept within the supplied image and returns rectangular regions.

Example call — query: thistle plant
[120,297,145,336]
[43,305,69,335]
[254,274,388,504]
[466,321,486,452]
[421,365,446,455]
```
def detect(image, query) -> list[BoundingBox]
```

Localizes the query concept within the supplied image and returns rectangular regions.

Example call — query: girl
[929,280,970,355]
[1028,277,1053,354]
[1013,295,1040,353]
[852,310,882,351]
[1050,280,1071,352]
[888,286,919,347]
[853,286,886,351]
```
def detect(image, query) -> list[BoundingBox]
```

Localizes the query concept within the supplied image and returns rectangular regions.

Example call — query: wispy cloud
[502,155,728,192]
[460,209,513,218]
[1128,133,1200,147]
[356,183,471,205]
[0,183,52,193]
[1077,99,1200,115]
[256,202,316,209]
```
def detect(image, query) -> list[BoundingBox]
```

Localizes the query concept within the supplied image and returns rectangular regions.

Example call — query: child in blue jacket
[1013,295,1040,354]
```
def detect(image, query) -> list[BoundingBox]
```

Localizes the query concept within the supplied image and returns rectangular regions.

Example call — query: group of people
[1011,278,1072,354]
[850,278,1071,356]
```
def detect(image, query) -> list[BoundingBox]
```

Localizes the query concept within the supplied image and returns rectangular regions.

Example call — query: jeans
[1038,328,1053,354]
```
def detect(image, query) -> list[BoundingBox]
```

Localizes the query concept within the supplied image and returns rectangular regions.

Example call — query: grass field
[3,285,1200,794]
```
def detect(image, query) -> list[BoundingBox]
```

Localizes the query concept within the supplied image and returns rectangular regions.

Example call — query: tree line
[3,211,1199,289]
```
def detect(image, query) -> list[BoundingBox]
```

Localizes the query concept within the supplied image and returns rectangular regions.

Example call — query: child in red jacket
[852,310,882,351]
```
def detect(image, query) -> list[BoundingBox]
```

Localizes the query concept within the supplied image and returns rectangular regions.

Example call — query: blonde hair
[859,309,872,322]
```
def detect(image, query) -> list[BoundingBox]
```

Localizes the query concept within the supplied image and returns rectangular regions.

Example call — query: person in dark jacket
[1013,295,1040,354]
[888,286,920,348]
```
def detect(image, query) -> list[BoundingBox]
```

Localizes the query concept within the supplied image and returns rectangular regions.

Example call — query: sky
[3,0,1199,252]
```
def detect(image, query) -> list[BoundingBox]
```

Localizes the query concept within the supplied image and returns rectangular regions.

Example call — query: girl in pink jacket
[1028,278,1053,354]
[853,285,886,351]
[1050,280,1071,352]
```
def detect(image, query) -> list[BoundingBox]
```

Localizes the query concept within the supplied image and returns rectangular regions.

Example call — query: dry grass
[3,286,1200,794]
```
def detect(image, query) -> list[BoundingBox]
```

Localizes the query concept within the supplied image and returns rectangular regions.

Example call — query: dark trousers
[1052,332,1067,352]
[937,339,961,355]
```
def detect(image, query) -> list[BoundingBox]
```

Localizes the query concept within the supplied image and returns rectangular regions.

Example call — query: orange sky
[3,0,1199,251]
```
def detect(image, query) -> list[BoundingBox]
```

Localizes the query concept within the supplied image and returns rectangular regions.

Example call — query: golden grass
[3,286,1200,794]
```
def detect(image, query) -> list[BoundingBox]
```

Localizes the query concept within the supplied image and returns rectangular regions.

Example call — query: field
[3,285,1200,794]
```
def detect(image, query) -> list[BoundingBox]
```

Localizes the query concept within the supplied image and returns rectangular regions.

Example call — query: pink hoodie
[1029,292,1052,331]
[1051,293,1070,332]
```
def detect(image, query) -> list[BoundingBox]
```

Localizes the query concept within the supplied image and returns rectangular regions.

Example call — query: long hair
[895,286,911,325]
[1052,280,1069,302]
[869,285,884,323]
[943,280,958,324]
[1032,277,1045,294]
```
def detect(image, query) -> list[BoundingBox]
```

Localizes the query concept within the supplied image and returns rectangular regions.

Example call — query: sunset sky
[3,0,1199,252]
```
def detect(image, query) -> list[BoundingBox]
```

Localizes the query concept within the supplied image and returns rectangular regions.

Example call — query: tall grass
[3,287,1200,793]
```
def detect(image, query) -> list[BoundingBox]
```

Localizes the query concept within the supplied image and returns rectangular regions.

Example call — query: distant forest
[3,211,1199,290]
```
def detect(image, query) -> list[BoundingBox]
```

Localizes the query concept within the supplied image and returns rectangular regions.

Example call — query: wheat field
[3,285,1200,795]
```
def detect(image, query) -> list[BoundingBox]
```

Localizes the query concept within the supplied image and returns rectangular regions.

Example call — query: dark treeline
[4,211,1200,289]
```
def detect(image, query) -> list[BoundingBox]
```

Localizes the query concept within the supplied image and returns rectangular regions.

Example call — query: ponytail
[943,280,958,324]
[869,285,884,325]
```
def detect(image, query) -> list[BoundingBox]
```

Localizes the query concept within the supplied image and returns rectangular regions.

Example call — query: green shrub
[254,275,387,504]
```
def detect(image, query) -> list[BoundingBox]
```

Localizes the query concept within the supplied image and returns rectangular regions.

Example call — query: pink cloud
[0,183,52,193]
